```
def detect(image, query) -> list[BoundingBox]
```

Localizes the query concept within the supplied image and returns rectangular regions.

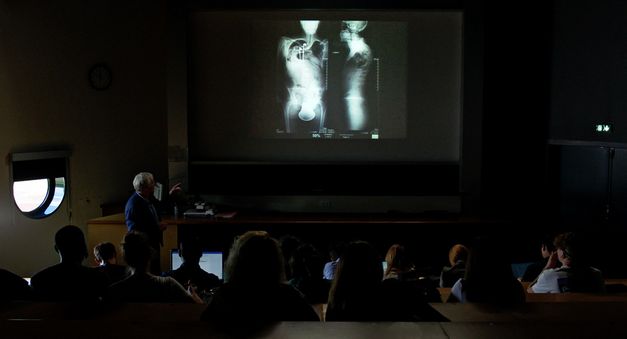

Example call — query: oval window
[13,179,49,212]
[12,177,66,218]
[10,151,70,219]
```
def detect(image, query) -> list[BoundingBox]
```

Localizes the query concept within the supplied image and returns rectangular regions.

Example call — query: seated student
[288,243,331,307]
[326,241,447,322]
[449,236,525,306]
[201,231,319,326]
[0,268,31,301]
[440,244,468,288]
[162,237,221,303]
[31,225,108,302]
[279,234,302,281]
[382,244,441,304]
[93,242,130,285]
[107,231,202,303]
[521,235,557,282]
[325,241,385,321]
[381,244,447,321]
[528,232,605,294]
[323,241,343,281]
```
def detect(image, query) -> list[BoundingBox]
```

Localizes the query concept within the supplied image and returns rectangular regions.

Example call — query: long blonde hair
[224,231,285,284]
[384,244,414,277]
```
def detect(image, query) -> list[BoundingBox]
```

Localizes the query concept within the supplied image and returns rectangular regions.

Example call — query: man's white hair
[133,172,154,192]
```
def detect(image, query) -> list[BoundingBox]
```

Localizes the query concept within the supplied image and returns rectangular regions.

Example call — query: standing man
[125,172,166,275]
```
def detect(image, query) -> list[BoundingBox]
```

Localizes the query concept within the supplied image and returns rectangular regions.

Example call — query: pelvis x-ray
[278,20,375,135]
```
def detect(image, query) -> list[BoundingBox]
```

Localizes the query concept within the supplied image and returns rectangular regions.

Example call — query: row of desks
[2,320,625,339]
[3,299,627,323]
[2,302,627,338]
[437,279,627,303]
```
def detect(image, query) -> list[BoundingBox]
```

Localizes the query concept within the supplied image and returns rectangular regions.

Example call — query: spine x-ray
[277,20,379,137]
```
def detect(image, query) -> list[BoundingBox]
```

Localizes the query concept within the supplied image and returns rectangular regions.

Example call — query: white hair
[133,172,154,192]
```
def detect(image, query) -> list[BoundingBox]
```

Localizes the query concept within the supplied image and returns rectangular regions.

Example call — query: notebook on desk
[183,208,215,218]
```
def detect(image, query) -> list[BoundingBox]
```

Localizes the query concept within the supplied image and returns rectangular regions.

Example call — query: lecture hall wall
[2,0,623,277]
[0,0,168,276]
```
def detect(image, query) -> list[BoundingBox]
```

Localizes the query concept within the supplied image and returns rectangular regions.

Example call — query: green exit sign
[595,124,613,133]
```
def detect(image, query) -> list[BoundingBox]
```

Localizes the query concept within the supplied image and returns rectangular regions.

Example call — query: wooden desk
[525,293,627,302]
[87,213,487,272]
[431,301,627,322]
[0,319,449,339]
[438,286,627,304]
[3,303,627,338]
[87,213,177,271]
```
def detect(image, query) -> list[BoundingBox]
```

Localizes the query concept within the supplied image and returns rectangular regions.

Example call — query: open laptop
[170,249,223,280]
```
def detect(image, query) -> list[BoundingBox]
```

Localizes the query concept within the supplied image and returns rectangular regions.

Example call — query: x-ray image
[249,19,406,139]
[277,20,380,137]
[339,21,372,131]
[279,21,329,133]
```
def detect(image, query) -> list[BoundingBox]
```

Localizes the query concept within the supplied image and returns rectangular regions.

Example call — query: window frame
[10,151,70,219]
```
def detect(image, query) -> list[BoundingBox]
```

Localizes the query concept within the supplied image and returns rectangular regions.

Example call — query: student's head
[554,232,581,266]
[54,225,88,263]
[132,172,155,196]
[290,243,325,280]
[279,234,301,279]
[225,231,285,285]
[94,242,117,265]
[384,244,413,276]
[328,240,345,261]
[122,231,154,272]
[464,236,521,304]
[465,237,511,280]
[179,237,203,264]
[328,241,381,309]
[448,244,469,267]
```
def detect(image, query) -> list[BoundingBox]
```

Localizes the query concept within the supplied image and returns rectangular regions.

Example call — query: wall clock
[88,63,112,90]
